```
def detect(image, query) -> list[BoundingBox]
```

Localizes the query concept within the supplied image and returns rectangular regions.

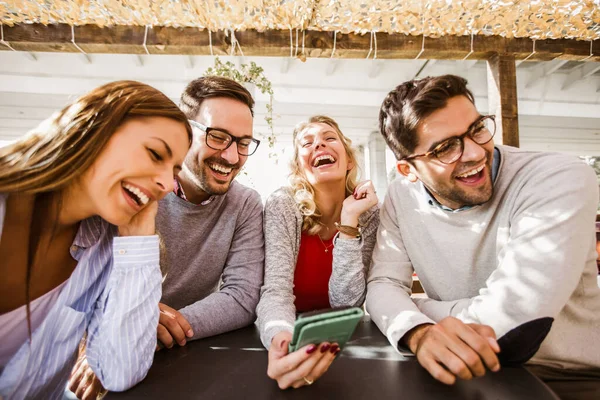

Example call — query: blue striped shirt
[0,194,162,399]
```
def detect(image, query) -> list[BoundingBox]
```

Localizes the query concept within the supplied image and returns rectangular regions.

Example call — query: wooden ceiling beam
[1,24,599,61]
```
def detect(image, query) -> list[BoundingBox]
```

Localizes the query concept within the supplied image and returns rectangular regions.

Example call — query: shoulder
[497,146,598,211]
[498,146,596,188]
[265,187,296,209]
[387,175,416,196]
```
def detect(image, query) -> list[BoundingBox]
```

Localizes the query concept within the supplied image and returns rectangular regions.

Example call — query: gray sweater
[256,187,380,349]
[157,181,265,340]
[367,145,600,371]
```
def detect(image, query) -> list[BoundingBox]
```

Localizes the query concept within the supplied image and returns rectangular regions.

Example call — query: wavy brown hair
[0,80,192,338]
[0,80,192,193]
[289,115,359,235]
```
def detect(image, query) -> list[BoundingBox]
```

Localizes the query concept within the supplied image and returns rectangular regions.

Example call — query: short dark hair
[180,76,255,119]
[379,75,475,160]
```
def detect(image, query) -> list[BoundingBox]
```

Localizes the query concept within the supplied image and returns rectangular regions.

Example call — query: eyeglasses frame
[188,119,261,156]
[402,115,496,165]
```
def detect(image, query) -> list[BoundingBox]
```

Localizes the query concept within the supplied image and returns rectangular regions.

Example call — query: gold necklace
[317,235,334,253]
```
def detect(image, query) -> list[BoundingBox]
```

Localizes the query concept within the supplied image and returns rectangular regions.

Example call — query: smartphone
[288,307,364,353]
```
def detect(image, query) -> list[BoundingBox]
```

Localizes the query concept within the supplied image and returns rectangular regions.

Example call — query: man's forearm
[179,291,257,340]
[413,297,472,322]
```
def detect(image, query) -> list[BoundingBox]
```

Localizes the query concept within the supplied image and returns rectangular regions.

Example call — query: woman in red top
[257,115,380,389]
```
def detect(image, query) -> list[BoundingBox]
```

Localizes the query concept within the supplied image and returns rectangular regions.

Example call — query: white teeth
[457,164,484,178]
[123,183,149,205]
[313,154,336,167]
[210,163,232,174]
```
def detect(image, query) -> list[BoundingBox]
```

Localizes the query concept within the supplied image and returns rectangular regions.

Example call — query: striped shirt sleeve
[85,234,162,392]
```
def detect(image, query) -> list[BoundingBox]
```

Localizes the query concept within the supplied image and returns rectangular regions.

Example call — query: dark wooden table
[107,316,559,399]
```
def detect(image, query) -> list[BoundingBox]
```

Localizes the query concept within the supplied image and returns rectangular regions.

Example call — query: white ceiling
[0,51,599,151]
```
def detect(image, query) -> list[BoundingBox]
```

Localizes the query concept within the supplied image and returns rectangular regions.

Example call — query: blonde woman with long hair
[256,115,379,389]
[0,81,191,399]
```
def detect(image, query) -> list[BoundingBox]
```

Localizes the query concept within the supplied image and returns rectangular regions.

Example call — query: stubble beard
[426,151,494,208]
[185,156,236,196]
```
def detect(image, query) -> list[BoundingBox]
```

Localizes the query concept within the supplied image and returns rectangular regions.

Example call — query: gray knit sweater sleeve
[256,187,380,349]
[329,203,380,308]
[256,188,300,349]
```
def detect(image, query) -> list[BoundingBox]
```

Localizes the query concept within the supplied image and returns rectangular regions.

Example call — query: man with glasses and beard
[367,75,600,399]
[68,76,265,399]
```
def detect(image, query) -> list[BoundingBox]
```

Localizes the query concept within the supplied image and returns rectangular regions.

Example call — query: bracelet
[334,222,361,239]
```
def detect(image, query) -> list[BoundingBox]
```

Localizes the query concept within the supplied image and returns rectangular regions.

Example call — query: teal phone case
[288,307,364,353]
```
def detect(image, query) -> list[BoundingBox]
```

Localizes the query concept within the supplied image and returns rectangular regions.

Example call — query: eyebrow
[299,130,337,140]
[151,137,173,158]
[215,127,254,139]
[425,114,486,152]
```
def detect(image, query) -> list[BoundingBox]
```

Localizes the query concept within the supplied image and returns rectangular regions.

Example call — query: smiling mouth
[455,164,485,183]
[313,155,336,168]
[209,162,234,177]
[122,183,149,206]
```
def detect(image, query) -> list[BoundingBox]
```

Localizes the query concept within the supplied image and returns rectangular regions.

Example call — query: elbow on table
[101,365,151,392]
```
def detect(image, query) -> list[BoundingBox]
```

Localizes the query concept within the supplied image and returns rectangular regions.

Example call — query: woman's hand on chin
[267,331,339,389]
[340,180,379,225]
[118,201,158,237]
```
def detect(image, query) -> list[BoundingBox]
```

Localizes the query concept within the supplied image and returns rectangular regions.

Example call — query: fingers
[353,181,376,200]
[302,343,339,384]
[415,330,472,384]
[452,322,499,374]
[443,328,487,378]
[158,305,193,346]
[118,200,158,237]
[466,324,501,371]
[68,357,88,393]
[268,343,317,381]
[81,376,104,400]
[469,324,500,352]
[268,332,293,362]
[74,364,98,399]
[289,343,338,389]
[417,350,457,385]
[69,356,84,380]
[157,323,175,349]
[413,318,501,385]
[269,343,337,390]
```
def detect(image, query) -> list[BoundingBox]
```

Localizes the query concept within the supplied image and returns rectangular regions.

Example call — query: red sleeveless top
[294,232,335,312]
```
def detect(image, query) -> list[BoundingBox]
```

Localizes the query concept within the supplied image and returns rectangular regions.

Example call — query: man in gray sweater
[368,75,600,399]
[68,76,264,399]
[154,76,264,347]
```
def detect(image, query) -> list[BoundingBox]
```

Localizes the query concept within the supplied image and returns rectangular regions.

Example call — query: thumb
[270,337,291,358]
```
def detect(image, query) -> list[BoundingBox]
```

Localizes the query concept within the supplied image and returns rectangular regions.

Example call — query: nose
[221,142,240,164]
[313,136,327,148]
[460,136,486,163]
[155,167,175,197]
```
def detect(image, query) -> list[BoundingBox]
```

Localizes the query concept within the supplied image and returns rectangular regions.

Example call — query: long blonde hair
[289,115,359,235]
[0,80,192,193]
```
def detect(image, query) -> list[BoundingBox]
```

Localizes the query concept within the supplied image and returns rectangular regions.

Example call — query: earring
[408,173,417,181]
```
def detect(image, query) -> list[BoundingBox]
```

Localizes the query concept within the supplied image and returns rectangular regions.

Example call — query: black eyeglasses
[189,120,261,156]
[403,115,496,164]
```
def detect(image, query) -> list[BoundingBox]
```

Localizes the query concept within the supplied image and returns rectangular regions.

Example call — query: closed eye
[301,141,313,147]
[148,148,163,162]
